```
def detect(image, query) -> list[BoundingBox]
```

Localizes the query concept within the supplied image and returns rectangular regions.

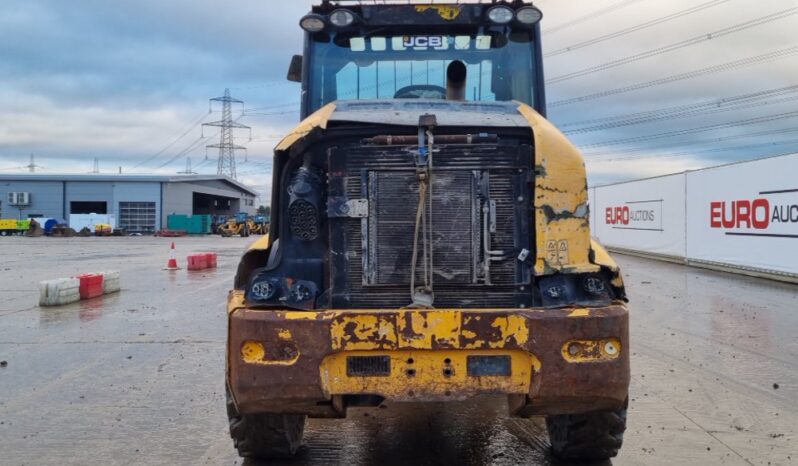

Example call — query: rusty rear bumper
[227,291,629,418]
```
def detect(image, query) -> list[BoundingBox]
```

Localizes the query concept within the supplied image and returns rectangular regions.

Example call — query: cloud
[1,0,796,199]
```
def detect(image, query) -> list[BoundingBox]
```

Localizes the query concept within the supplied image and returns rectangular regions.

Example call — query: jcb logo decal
[403,36,444,48]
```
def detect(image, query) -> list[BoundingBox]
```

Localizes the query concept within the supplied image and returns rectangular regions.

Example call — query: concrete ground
[0,236,795,466]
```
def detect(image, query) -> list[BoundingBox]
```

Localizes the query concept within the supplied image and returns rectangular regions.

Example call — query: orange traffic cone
[165,242,181,270]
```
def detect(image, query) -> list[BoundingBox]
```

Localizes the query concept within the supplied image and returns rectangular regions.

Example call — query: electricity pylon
[203,89,250,180]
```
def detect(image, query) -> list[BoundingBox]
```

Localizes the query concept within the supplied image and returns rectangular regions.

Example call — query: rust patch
[330,311,530,351]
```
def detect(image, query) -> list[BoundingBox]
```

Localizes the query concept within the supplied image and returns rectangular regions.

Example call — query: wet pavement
[0,237,795,465]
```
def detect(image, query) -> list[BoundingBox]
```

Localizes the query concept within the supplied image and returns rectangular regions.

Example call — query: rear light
[329,9,356,28]
[486,6,515,24]
[562,339,622,363]
[516,6,543,25]
[539,273,612,308]
[246,275,318,310]
[288,199,319,241]
[300,14,326,33]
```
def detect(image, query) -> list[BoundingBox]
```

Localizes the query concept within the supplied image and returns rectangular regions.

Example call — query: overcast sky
[1,0,796,201]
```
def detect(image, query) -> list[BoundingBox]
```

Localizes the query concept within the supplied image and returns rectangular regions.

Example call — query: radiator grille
[370,171,476,285]
[330,140,533,309]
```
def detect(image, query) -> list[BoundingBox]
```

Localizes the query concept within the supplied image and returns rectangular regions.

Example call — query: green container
[17,219,31,231]
[189,215,212,234]
[167,214,189,231]
[167,214,211,234]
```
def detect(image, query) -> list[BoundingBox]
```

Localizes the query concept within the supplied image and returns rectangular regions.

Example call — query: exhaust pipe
[446,60,467,101]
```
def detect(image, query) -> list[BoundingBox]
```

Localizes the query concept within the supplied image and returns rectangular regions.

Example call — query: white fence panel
[590,174,686,258]
[685,154,798,275]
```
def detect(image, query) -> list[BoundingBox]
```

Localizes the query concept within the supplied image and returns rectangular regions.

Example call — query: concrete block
[77,274,104,300]
[39,278,81,307]
[101,271,121,294]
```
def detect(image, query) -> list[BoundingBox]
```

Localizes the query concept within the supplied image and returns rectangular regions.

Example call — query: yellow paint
[567,308,590,318]
[227,290,246,315]
[240,340,300,366]
[331,314,398,351]
[275,103,336,152]
[561,339,622,363]
[329,311,530,351]
[241,341,266,363]
[591,239,626,291]
[277,329,292,340]
[247,234,270,251]
[489,316,530,348]
[517,104,599,276]
[591,239,619,271]
[319,349,540,400]
[415,5,462,20]
[397,310,461,349]
[283,311,322,320]
[0,219,17,230]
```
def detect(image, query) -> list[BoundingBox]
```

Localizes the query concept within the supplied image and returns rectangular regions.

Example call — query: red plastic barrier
[187,254,209,271]
[204,253,218,269]
[77,274,104,300]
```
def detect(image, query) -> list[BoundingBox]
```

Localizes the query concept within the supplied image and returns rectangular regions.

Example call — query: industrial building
[0,174,259,233]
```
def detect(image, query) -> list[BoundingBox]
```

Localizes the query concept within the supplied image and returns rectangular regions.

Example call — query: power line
[563,86,798,134]
[546,7,798,84]
[560,85,798,129]
[243,109,300,117]
[543,0,649,35]
[579,110,798,149]
[583,127,798,158]
[127,110,210,170]
[155,133,217,169]
[547,7,798,85]
[243,102,301,112]
[550,45,798,107]
[545,0,734,58]
[587,140,798,164]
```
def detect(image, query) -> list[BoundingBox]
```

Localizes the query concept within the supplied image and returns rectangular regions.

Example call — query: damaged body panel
[228,301,629,417]
[228,98,630,413]
[226,2,630,461]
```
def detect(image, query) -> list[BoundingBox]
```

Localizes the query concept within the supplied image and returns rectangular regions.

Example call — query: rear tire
[546,404,627,461]
[226,388,306,459]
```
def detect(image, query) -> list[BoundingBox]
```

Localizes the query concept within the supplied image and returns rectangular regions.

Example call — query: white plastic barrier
[101,271,121,294]
[68,214,116,233]
[39,278,81,307]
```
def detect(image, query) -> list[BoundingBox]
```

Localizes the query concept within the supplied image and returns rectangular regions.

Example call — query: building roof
[0,173,259,197]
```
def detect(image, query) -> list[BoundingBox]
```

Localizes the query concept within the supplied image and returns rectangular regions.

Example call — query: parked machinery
[226,2,630,462]
[218,213,251,238]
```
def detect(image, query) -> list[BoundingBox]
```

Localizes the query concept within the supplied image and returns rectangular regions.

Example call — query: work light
[299,14,326,33]
[516,6,543,25]
[487,6,514,24]
[329,9,356,27]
